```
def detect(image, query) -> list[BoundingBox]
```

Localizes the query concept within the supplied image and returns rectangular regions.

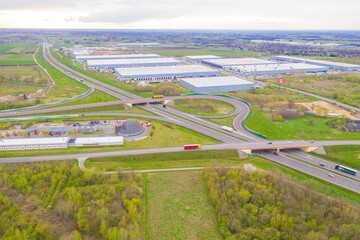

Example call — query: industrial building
[74,136,124,146]
[115,64,220,81]
[0,137,69,151]
[202,58,277,68]
[271,56,360,72]
[87,58,182,70]
[116,120,145,137]
[184,55,222,62]
[228,63,329,76]
[75,54,161,63]
[180,76,255,93]
[118,43,160,47]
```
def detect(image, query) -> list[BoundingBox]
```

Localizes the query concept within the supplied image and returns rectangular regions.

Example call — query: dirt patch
[272,101,359,120]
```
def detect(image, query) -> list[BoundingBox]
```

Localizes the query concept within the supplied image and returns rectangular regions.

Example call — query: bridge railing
[181,93,267,139]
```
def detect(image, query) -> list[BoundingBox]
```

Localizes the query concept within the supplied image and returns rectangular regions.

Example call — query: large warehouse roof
[87,58,181,68]
[0,137,69,146]
[184,55,222,61]
[228,63,329,76]
[202,58,277,67]
[115,64,219,77]
[76,53,160,62]
[272,56,360,72]
[180,76,255,93]
[74,136,124,145]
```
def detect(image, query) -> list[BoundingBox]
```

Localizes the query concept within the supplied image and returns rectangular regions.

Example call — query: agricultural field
[0,54,35,65]
[0,119,219,158]
[0,43,38,54]
[263,74,360,108]
[205,164,360,239]
[145,171,222,239]
[171,98,235,116]
[136,45,264,57]
[0,160,143,239]
[245,108,360,140]
[85,149,241,171]
[0,65,50,85]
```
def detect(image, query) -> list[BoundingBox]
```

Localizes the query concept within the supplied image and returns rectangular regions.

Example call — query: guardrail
[181,93,267,139]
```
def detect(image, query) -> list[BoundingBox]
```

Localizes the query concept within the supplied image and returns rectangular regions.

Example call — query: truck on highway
[221,126,233,132]
[152,95,164,99]
[335,165,357,175]
[184,144,201,150]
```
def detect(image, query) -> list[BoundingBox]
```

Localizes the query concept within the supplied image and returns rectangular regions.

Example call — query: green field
[0,65,50,85]
[205,115,237,128]
[0,43,37,53]
[35,48,89,103]
[85,149,240,171]
[145,171,222,239]
[138,45,264,57]
[0,54,35,65]
[55,89,119,107]
[171,98,235,116]
[0,119,219,158]
[0,82,44,97]
[246,109,360,140]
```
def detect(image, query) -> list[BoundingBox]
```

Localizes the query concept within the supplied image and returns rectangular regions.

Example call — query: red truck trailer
[184,144,201,150]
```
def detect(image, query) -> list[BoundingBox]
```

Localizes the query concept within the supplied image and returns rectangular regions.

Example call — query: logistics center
[180,76,255,93]
[75,54,161,63]
[115,65,220,81]
[87,58,182,70]
[202,58,277,68]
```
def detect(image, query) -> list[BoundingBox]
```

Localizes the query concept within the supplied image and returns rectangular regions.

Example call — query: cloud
[64,17,75,22]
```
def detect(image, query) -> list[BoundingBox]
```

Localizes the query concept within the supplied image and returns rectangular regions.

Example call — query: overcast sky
[0,0,359,30]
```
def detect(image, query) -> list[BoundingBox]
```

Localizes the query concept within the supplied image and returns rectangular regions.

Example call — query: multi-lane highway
[1,39,360,194]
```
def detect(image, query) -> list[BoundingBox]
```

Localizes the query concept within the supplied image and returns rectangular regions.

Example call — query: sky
[0,0,359,30]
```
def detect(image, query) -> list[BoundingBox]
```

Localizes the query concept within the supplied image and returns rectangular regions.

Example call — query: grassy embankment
[171,98,235,116]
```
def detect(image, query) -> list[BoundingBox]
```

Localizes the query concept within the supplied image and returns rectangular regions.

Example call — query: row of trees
[204,164,360,239]
[0,161,143,239]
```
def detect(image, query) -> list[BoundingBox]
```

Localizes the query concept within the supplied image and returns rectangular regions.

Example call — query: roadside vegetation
[0,160,143,239]
[85,149,240,171]
[54,89,119,107]
[171,98,235,116]
[205,164,360,239]
[205,115,237,128]
[245,108,360,140]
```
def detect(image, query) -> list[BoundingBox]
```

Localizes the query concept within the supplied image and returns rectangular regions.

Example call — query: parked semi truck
[335,165,357,175]
[184,144,201,150]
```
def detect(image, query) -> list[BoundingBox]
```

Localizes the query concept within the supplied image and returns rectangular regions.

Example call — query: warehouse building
[75,54,161,63]
[0,137,69,151]
[74,136,124,146]
[87,58,182,70]
[184,55,222,62]
[228,63,329,76]
[180,76,255,93]
[118,43,160,47]
[271,56,360,72]
[202,58,277,68]
[115,64,220,81]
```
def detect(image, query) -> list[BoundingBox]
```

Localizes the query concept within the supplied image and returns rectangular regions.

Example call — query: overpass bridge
[240,144,322,155]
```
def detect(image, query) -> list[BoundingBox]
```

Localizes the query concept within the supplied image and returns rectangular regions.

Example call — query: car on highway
[273,152,279,155]
[310,140,315,143]
[328,173,335,178]
[268,142,272,144]
[319,164,325,167]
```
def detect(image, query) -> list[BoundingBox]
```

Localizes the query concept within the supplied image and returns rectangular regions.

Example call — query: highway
[1,38,360,194]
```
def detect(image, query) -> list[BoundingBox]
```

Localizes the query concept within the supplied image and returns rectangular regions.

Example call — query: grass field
[145,171,222,240]
[0,43,37,53]
[311,145,360,170]
[0,54,35,65]
[137,45,264,57]
[55,89,119,107]
[246,109,360,140]
[0,119,219,158]
[0,65,50,84]
[171,98,235,116]
[0,82,44,97]
[85,149,240,171]
[205,115,237,128]
[35,48,89,103]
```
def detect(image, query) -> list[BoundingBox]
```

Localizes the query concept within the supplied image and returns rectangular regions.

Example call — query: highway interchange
[1,38,360,194]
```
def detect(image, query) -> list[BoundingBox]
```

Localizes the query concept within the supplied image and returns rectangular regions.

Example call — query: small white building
[180,76,255,93]
[0,137,69,151]
[74,136,124,146]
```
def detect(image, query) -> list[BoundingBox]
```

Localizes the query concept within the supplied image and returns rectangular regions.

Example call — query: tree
[73,230,82,240]
[100,219,107,237]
